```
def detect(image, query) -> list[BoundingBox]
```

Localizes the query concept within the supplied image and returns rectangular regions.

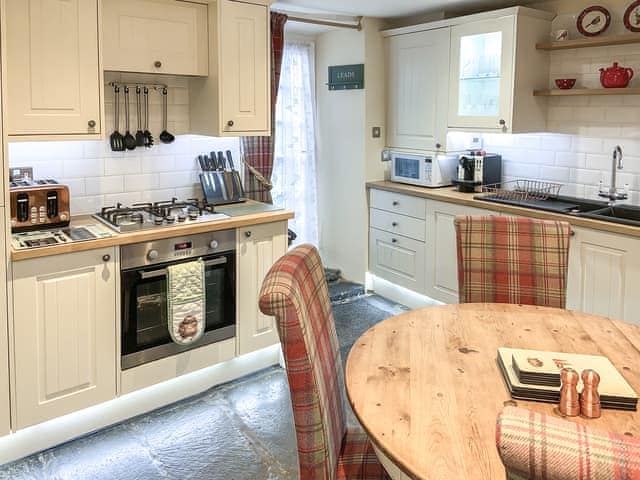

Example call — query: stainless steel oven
[120,230,236,370]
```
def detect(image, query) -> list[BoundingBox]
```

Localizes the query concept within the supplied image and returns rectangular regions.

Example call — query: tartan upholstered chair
[496,406,640,479]
[454,216,571,308]
[258,244,389,480]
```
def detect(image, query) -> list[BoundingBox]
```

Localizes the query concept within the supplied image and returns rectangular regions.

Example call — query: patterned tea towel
[167,260,205,345]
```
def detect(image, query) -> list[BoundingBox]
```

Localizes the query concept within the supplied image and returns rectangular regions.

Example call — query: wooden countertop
[346,303,640,479]
[11,202,294,261]
[368,180,640,238]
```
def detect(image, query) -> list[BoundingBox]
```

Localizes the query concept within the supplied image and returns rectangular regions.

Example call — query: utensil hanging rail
[107,81,168,91]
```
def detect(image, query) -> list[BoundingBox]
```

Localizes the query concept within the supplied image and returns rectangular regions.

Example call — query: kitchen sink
[475,194,608,216]
[582,205,640,227]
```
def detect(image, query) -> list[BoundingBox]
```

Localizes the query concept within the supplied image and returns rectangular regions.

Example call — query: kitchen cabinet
[425,200,491,303]
[190,0,270,137]
[237,221,287,356]
[3,0,103,137]
[566,227,640,325]
[12,248,117,429]
[0,209,9,437]
[386,28,450,151]
[447,9,551,133]
[102,0,209,76]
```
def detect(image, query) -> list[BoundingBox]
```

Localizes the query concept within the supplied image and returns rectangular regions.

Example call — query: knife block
[199,171,246,206]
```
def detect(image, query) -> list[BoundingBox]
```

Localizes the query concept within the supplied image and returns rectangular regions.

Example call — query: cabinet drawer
[370,189,426,219]
[370,208,426,242]
[369,227,425,294]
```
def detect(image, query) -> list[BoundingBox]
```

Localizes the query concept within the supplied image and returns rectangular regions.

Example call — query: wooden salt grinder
[580,369,601,419]
[559,368,580,417]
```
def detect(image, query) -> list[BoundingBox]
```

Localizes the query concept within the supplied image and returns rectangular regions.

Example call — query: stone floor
[0,284,407,480]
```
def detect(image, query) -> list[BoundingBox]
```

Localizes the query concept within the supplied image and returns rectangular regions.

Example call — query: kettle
[600,62,634,88]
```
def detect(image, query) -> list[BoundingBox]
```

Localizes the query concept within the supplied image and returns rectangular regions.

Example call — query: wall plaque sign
[328,64,364,90]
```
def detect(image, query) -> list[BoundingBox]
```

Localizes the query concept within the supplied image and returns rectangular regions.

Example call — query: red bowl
[555,78,576,89]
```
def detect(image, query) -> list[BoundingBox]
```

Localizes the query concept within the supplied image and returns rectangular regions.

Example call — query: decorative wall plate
[577,5,612,37]
[624,0,640,33]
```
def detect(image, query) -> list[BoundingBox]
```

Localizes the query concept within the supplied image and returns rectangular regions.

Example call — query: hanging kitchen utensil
[143,87,154,148]
[135,86,145,147]
[123,86,136,150]
[110,86,125,152]
[159,87,175,144]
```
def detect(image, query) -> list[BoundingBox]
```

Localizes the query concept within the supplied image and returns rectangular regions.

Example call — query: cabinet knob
[570,230,576,237]
[245,230,252,238]
[227,120,235,128]
[391,238,398,244]
[88,120,96,128]
[392,222,398,227]
[435,142,442,149]
[154,61,162,68]
[392,201,399,206]
[499,119,506,126]
[102,254,111,262]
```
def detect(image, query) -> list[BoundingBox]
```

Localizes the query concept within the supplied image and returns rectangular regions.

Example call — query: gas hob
[93,198,228,232]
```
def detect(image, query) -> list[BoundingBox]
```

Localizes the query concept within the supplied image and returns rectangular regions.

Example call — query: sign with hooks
[328,64,364,90]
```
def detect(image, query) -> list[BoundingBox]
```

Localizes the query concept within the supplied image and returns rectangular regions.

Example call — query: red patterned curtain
[241,12,288,204]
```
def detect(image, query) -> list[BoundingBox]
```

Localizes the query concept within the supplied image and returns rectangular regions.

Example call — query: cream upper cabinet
[102,0,208,76]
[447,9,551,133]
[190,0,270,137]
[566,226,640,325]
[12,248,118,429]
[386,28,450,152]
[237,222,287,356]
[4,0,103,137]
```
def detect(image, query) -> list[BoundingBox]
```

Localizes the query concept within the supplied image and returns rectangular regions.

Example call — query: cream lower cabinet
[12,248,117,429]
[425,200,492,303]
[237,221,287,356]
[0,209,9,437]
[566,226,640,325]
[4,0,103,137]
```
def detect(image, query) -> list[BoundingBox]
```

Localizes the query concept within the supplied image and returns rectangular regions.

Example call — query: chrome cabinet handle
[102,254,111,262]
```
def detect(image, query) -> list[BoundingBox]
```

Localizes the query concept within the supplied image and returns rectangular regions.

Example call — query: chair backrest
[259,244,346,480]
[454,215,571,308]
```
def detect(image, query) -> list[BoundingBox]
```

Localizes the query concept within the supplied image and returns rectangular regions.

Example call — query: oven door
[121,251,236,370]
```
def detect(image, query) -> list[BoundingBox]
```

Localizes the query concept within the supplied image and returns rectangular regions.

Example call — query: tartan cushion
[454,216,571,308]
[259,244,348,479]
[336,429,390,480]
[497,406,640,480]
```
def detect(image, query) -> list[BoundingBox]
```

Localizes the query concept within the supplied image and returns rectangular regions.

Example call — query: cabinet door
[387,28,450,151]
[567,227,640,325]
[448,16,515,131]
[0,210,9,437]
[12,248,117,429]
[425,200,492,304]
[237,222,287,356]
[5,0,102,136]
[369,227,426,294]
[102,0,208,76]
[219,0,269,134]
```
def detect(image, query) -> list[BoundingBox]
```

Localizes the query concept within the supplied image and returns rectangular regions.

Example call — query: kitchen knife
[217,151,227,171]
[197,155,207,171]
[206,153,216,171]
[225,150,235,171]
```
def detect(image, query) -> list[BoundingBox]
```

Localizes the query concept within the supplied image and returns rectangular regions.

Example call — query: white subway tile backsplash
[70,195,104,215]
[85,176,124,195]
[540,166,570,182]
[104,192,143,206]
[555,152,585,168]
[141,155,175,173]
[63,158,105,178]
[104,157,142,176]
[570,168,604,186]
[124,173,159,192]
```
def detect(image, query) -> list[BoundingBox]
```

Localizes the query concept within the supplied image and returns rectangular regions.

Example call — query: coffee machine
[453,152,502,193]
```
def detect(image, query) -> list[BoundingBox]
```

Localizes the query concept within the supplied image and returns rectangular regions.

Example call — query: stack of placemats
[497,347,638,411]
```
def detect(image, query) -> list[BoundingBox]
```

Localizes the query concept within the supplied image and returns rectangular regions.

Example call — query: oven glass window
[395,157,420,179]
[135,278,168,347]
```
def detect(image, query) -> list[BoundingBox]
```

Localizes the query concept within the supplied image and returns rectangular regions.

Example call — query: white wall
[315,19,386,283]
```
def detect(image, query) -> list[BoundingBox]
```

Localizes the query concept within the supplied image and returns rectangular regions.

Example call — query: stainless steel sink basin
[583,205,640,226]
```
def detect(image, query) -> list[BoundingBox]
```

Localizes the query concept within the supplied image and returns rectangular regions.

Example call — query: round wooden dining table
[345,303,640,480]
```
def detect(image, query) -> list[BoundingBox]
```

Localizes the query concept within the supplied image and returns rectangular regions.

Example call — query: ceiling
[272,0,536,19]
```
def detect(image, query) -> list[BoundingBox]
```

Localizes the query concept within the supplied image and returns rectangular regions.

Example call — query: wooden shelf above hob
[536,33,640,51]
[534,87,640,96]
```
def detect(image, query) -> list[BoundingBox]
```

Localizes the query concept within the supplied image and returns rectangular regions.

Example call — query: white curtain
[272,40,318,246]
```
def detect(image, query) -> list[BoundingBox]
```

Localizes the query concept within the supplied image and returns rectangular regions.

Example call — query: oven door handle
[139,257,228,280]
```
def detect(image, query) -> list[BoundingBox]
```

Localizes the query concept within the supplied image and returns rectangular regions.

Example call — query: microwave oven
[390,151,458,188]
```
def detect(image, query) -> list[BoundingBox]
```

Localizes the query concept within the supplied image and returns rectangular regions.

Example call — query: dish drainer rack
[482,179,564,201]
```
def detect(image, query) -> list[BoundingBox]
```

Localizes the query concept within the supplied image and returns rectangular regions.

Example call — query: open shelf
[536,33,640,51]
[534,87,640,96]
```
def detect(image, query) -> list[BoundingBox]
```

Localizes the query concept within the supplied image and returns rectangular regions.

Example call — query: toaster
[10,180,70,232]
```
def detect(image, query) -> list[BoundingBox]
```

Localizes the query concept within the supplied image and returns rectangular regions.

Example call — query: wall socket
[372,126,381,138]
[10,167,33,182]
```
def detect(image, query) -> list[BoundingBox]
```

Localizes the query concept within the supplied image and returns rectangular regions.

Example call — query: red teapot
[600,62,634,88]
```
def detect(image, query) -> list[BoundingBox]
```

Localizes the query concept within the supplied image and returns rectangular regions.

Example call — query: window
[272,40,318,245]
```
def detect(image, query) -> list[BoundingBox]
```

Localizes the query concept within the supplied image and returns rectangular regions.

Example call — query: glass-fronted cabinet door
[448,16,515,131]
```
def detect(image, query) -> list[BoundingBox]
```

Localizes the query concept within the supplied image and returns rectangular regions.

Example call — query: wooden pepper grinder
[559,368,580,417]
[580,369,601,419]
